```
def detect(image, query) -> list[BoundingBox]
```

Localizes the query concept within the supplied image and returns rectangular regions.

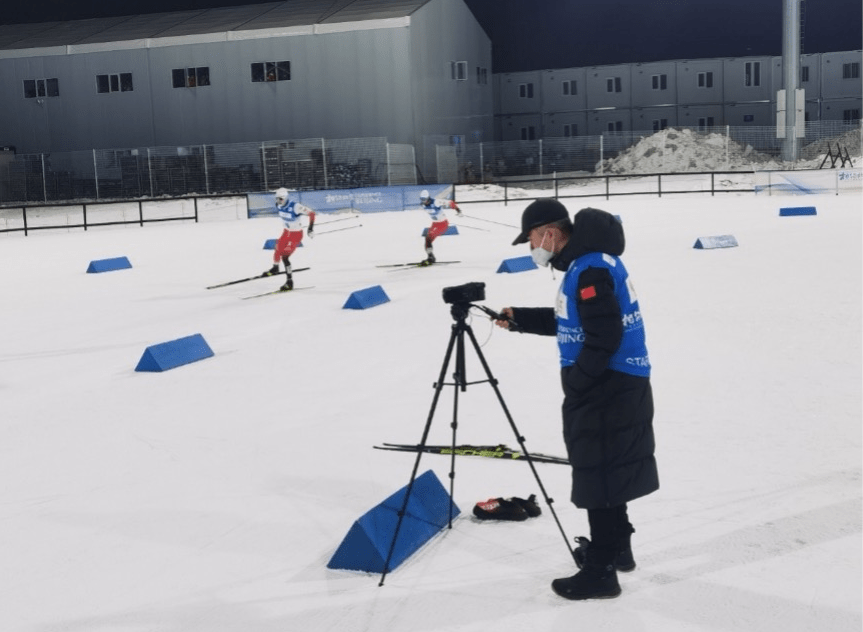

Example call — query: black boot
[552,549,621,600]
[280,258,293,290]
[263,264,279,277]
[573,527,636,572]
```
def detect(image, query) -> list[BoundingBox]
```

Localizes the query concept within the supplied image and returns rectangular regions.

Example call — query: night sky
[1,0,860,72]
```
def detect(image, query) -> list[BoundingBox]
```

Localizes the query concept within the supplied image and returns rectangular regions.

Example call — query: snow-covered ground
[1,186,860,632]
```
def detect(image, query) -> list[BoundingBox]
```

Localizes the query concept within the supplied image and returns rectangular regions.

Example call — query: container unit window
[697,71,714,88]
[606,77,622,93]
[744,62,761,87]
[651,74,668,90]
[562,79,577,95]
[451,61,467,81]
[519,83,534,98]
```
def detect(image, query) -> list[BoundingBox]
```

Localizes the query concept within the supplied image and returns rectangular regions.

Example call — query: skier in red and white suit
[419,189,461,265]
[263,187,315,290]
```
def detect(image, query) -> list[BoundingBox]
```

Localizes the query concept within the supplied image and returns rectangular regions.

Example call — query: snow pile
[598,128,787,174]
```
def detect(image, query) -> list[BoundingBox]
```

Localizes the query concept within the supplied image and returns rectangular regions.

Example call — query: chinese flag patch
[579,285,597,300]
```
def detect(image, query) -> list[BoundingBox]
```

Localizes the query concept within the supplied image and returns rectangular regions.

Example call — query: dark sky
[1,0,860,72]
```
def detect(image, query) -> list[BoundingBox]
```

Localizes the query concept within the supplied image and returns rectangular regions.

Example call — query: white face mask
[530,229,555,267]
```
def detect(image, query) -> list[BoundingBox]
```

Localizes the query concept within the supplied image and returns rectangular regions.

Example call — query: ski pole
[459,214,518,229]
[314,224,363,235]
[316,214,360,226]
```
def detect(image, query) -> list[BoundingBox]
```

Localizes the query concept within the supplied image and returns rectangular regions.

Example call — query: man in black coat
[496,198,658,600]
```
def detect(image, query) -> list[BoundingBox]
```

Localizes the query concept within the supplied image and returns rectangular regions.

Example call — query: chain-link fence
[1,121,859,205]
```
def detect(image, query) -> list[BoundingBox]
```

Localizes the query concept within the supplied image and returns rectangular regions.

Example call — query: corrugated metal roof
[0,0,430,51]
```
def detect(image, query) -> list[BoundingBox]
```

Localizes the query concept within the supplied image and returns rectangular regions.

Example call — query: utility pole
[779,0,804,161]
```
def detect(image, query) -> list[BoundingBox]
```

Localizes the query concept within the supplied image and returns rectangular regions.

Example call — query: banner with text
[247,184,453,218]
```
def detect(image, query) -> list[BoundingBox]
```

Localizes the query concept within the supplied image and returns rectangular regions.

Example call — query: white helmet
[274,187,290,204]
[420,189,430,202]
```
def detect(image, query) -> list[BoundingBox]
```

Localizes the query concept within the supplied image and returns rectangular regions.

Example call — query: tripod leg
[379,323,460,587]
[463,323,575,559]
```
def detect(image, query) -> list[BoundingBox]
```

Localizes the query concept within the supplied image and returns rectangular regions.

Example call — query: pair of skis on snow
[207,259,461,299]
[206,267,313,299]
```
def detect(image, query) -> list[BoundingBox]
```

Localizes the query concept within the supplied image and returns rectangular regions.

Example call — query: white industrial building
[0,0,493,154]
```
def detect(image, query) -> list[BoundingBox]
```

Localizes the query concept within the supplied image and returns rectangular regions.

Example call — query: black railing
[455,170,756,206]
[0,194,242,236]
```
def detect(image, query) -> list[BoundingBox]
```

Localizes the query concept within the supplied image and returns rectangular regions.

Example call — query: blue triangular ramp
[327,470,458,573]
[779,206,817,216]
[421,225,459,236]
[343,285,390,310]
[86,256,132,273]
[135,333,214,372]
[693,235,739,249]
[497,255,538,273]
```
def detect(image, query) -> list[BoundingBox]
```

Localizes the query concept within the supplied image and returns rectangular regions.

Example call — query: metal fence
[444,120,861,182]
[1,121,858,206]
[0,137,417,205]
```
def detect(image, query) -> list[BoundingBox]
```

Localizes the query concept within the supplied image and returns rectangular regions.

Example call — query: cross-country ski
[373,442,569,465]
[206,267,309,289]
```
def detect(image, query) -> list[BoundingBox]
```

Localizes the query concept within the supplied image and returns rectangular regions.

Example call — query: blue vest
[555,252,650,377]
[277,201,305,230]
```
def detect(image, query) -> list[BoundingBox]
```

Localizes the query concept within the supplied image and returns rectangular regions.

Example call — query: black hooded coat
[510,208,658,509]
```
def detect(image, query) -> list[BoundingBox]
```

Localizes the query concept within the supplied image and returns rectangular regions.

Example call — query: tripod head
[449,302,471,322]
[442,281,520,330]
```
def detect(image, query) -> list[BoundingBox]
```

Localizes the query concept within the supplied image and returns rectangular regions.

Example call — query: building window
[606,77,622,93]
[743,114,755,122]
[23,78,60,99]
[562,79,577,95]
[518,83,534,98]
[563,123,577,137]
[842,62,860,79]
[251,61,290,83]
[697,71,714,88]
[698,116,715,129]
[651,74,668,90]
[844,109,861,121]
[475,67,488,85]
[450,61,467,81]
[801,66,809,83]
[520,126,536,140]
[652,119,668,131]
[607,121,623,132]
[744,62,761,87]
[96,73,133,93]
[173,67,210,88]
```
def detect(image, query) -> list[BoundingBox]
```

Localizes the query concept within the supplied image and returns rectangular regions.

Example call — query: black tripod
[379,302,574,586]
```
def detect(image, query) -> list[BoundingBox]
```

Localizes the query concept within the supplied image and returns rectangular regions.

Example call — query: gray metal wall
[0,0,493,162]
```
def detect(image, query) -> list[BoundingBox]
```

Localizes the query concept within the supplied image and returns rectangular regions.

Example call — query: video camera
[442,281,485,305]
